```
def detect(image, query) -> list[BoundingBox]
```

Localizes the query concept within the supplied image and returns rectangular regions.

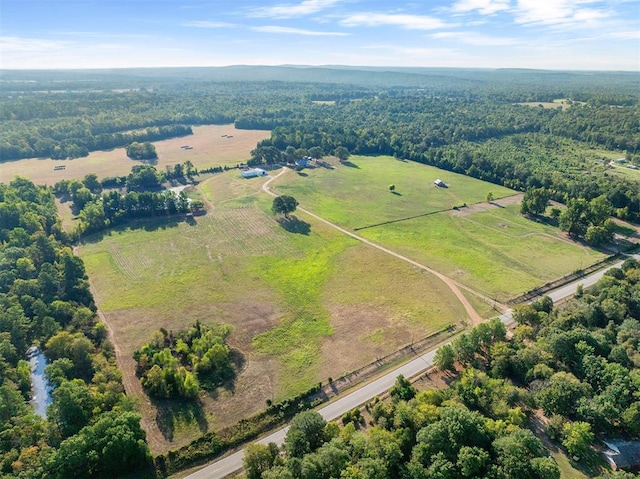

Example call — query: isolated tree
[126,141,157,161]
[334,146,350,162]
[389,184,396,192]
[521,187,550,216]
[486,192,495,203]
[272,195,299,219]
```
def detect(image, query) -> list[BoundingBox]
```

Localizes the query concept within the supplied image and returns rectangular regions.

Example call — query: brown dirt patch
[319,304,428,381]
[0,125,270,186]
[99,299,282,455]
[451,193,523,217]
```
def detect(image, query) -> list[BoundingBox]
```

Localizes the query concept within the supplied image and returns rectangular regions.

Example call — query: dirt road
[262,168,484,325]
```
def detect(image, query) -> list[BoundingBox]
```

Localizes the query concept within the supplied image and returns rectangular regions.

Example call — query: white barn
[242,168,268,178]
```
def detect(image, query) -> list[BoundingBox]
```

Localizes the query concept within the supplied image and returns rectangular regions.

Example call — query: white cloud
[431,31,518,46]
[514,0,610,26]
[181,21,236,28]
[611,30,640,39]
[252,26,348,36]
[250,0,341,19]
[341,13,450,30]
[451,0,511,15]
[0,36,69,52]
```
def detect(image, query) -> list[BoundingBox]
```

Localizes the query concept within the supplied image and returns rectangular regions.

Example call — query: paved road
[187,251,638,479]
[185,172,637,479]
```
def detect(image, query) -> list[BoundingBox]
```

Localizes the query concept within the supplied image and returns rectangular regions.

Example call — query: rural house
[241,168,268,178]
[434,179,448,187]
[602,440,640,471]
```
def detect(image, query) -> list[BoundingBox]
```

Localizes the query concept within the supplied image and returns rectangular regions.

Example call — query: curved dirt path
[86,279,167,453]
[262,169,484,325]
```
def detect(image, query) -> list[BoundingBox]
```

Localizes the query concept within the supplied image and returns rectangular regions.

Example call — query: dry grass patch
[0,124,269,185]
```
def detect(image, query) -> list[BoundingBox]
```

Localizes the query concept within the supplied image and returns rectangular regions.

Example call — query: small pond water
[27,347,52,418]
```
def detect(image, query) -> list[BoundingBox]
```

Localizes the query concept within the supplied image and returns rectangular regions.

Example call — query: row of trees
[0,177,151,478]
[133,322,234,400]
[53,165,206,237]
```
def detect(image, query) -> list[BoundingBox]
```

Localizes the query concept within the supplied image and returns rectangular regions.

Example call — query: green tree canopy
[272,195,299,219]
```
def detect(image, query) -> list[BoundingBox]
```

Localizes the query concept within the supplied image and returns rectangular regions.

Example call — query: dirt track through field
[86,279,167,452]
[262,168,485,326]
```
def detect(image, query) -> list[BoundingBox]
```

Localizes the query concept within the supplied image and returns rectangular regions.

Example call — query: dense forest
[0,178,151,478]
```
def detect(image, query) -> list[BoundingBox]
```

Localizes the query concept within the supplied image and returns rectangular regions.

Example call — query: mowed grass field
[273,156,515,229]
[270,156,607,301]
[0,124,270,185]
[78,168,467,452]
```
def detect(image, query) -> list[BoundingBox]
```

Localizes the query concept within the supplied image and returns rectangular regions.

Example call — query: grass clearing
[360,204,606,301]
[78,171,466,451]
[0,125,270,186]
[271,156,514,229]
[270,155,607,301]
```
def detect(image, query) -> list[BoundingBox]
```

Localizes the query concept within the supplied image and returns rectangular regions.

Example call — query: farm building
[434,179,448,188]
[602,440,640,471]
[295,156,312,168]
[241,168,268,178]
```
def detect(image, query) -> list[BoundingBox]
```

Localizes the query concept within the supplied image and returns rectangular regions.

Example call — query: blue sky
[1,0,639,70]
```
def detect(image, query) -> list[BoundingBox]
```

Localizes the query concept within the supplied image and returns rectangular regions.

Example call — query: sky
[1,0,639,70]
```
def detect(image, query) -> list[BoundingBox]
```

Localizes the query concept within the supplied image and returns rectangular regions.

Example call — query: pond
[27,347,53,418]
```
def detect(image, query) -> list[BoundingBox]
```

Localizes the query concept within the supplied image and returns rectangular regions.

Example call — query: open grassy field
[359,204,606,302]
[78,168,467,452]
[609,162,640,180]
[0,124,269,186]
[272,156,515,229]
[269,156,608,301]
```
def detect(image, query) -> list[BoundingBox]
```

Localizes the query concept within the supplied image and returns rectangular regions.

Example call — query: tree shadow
[133,157,159,166]
[341,161,359,168]
[297,172,308,177]
[315,161,335,170]
[277,216,311,235]
[153,398,209,442]
[391,191,402,196]
[81,216,185,244]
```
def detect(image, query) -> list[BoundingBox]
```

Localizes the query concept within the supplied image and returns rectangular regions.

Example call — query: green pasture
[79,170,466,402]
[269,155,607,300]
[359,204,607,301]
[272,156,514,229]
[609,163,640,180]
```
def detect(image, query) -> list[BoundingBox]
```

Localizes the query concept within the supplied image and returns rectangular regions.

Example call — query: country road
[182,169,636,479]
[262,168,485,325]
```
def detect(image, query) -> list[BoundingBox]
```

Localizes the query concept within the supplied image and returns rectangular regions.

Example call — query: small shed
[434,179,448,188]
[242,168,268,178]
[295,157,311,168]
[603,440,640,471]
